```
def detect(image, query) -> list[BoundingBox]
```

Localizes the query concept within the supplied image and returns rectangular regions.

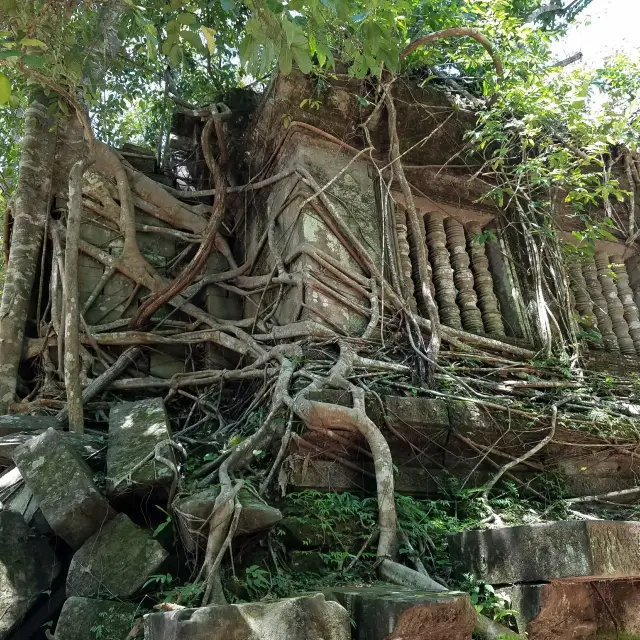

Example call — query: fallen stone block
[0,431,105,468]
[0,414,59,437]
[174,486,282,551]
[0,510,61,639]
[449,520,640,584]
[106,397,176,498]
[324,585,475,640]
[55,597,137,640]
[12,428,114,549]
[143,593,350,640]
[67,512,168,598]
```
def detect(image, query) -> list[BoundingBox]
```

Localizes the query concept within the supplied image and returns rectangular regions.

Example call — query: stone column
[395,207,417,310]
[465,222,505,337]
[582,258,618,351]
[595,252,634,355]
[626,256,640,312]
[567,258,601,346]
[425,215,461,329]
[611,259,640,355]
[444,218,483,333]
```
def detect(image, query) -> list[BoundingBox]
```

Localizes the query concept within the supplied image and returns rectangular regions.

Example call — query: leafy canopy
[3,0,637,242]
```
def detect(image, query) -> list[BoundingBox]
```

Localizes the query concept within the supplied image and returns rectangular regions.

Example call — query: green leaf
[21,54,44,69]
[180,30,205,53]
[0,74,10,105]
[292,46,312,74]
[279,46,292,75]
[176,12,197,25]
[153,517,172,538]
[168,44,183,68]
[201,26,216,54]
[0,50,20,59]
[19,37,47,48]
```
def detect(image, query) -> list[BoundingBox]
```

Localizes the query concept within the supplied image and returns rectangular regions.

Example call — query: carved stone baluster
[582,258,618,351]
[395,206,417,310]
[626,256,640,311]
[444,217,483,333]
[465,221,505,337]
[611,258,640,355]
[595,252,634,354]
[567,258,601,347]
[425,215,461,328]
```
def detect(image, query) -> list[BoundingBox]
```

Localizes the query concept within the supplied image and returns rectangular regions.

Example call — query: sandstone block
[498,579,640,640]
[67,513,168,598]
[55,597,137,640]
[449,520,640,584]
[324,585,475,640]
[143,593,350,640]
[174,486,281,551]
[0,414,59,437]
[0,511,60,639]
[0,431,105,468]
[12,428,114,549]
[385,396,449,429]
[106,397,175,498]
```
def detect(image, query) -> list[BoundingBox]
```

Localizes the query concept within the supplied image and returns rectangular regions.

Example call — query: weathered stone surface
[106,397,175,498]
[0,431,105,467]
[144,593,350,640]
[55,597,137,640]
[67,513,168,598]
[324,585,475,640]
[0,414,59,437]
[0,510,60,639]
[175,486,281,551]
[449,520,640,584]
[12,427,114,549]
[385,397,449,430]
[499,579,640,640]
[497,582,595,639]
[287,455,370,492]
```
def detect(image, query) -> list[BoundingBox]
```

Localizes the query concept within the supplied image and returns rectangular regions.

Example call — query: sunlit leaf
[19,38,47,48]
[201,26,216,54]
[0,74,10,105]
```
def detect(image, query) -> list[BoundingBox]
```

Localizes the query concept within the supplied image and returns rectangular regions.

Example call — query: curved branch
[400,28,504,78]
[129,114,228,329]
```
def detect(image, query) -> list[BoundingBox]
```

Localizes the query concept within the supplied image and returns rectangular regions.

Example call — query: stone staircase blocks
[324,585,475,640]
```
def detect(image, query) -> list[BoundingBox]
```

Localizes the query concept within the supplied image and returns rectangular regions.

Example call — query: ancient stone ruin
[3,68,640,640]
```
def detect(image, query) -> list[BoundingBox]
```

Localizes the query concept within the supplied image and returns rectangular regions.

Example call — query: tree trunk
[0,102,56,413]
[63,159,86,432]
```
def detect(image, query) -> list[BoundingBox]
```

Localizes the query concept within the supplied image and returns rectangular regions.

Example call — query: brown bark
[0,103,57,413]
[63,159,86,432]
[129,117,228,329]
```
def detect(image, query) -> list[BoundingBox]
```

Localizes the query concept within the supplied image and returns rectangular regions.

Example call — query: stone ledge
[449,520,640,584]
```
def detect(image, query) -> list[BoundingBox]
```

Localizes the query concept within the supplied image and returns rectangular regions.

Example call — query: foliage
[460,574,518,625]
[144,572,205,606]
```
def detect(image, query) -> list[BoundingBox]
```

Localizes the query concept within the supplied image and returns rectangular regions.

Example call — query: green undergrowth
[222,481,561,603]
